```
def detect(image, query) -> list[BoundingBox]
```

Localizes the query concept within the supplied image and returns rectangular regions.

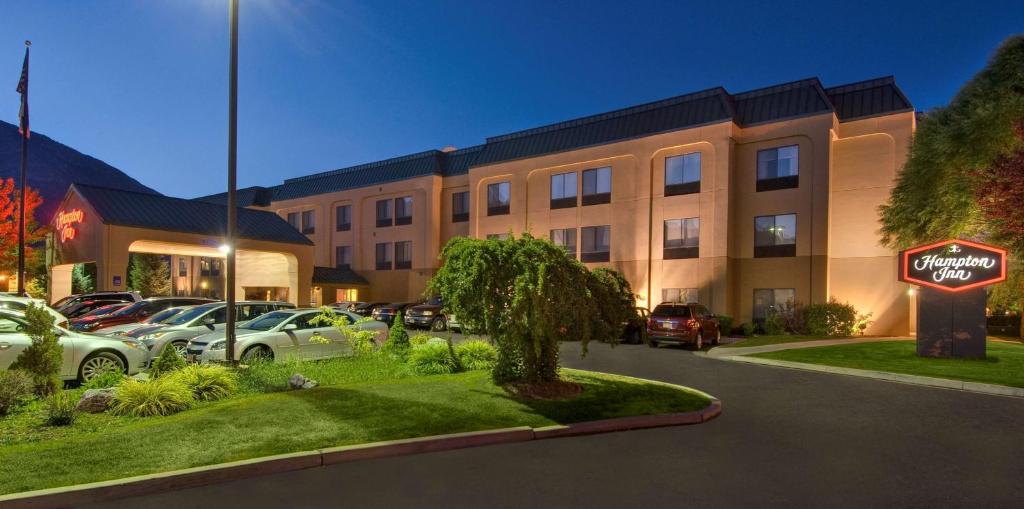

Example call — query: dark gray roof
[193,76,913,203]
[312,266,369,286]
[825,76,913,122]
[194,186,274,207]
[72,184,313,246]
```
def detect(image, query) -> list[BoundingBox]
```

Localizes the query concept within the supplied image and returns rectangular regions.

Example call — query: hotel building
[53,76,916,335]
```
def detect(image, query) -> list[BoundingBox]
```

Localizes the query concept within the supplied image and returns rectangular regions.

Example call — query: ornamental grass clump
[45,391,77,426]
[408,342,459,375]
[454,340,498,371]
[172,364,238,402]
[110,377,194,417]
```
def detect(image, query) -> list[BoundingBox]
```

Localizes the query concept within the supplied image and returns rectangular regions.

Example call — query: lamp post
[225,0,239,364]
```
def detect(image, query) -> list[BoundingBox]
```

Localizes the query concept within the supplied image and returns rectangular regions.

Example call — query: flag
[16,46,29,138]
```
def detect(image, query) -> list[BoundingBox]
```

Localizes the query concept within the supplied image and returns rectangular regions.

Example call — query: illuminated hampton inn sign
[899,239,1007,292]
[56,208,85,243]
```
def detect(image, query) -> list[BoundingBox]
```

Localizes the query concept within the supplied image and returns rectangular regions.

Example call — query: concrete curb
[0,398,720,509]
[705,337,913,358]
[719,355,1024,398]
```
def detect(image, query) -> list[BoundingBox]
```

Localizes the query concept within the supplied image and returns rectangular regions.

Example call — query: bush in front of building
[802,299,859,337]
[740,322,755,336]
[10,303,63,396]
[762,313,787,335]
[0,369,35,416]
[716,315,734,337]
[150,344,187,378]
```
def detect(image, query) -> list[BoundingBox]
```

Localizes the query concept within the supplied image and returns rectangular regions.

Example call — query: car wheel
[79,351,126,382]
[430,317,447,332]
[170,341,188,358]
[693,332,703,351]
[647,338,658,348]
[241,345,273,364]
[712,328,721,346]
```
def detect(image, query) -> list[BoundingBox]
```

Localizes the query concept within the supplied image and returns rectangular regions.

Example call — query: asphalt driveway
[87,341,1024,509]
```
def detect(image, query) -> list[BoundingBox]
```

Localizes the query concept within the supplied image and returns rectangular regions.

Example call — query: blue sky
[2,0,1022,198]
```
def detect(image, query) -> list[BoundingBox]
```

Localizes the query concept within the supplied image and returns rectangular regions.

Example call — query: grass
[0,367,709,495]
[720,335,854,348]
[751,340,1024,388]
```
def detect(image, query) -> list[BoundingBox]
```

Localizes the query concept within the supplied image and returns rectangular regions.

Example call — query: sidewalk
[704,337,911,358]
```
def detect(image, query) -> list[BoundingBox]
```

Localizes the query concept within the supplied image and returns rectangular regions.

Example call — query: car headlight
[422,310,433,316]
[140,331,168,341]
[209,341,226,351]
[120,340,144,350]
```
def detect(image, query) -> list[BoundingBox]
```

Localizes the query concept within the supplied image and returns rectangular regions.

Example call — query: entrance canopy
[49,184,315,306]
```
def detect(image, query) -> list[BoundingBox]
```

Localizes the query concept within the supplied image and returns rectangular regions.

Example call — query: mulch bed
[504,380,583,400]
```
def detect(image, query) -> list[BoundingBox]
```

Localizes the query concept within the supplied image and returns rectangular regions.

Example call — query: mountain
[0,120,158,223]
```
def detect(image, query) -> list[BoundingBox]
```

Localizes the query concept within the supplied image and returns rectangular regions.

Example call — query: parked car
[371,302,419,326]
[404,297,448,331]
[621,307,650,344]
[99,306,192,337]
[0,309,147,382]
[53,291,142,313]
[187,308,387,364]
[59,298,138,319]
[351,301,388,317]
[330,301,363,312]
[78,303,131,318]
[134,301,294,358]
[0,295,70,328]
[647,302,721,350]
[69,297,214,333]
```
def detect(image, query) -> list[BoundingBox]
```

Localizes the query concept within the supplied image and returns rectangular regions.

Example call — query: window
[582,167,611,205]
[753,288,795,322]
[375,242,392,270]
[662,288,699,304]
[487,233,509,240]
[550,172,577,209]
[581,225,610,262]
[286,212,299,230]
[665,153,701,196]
[301,210,315,234]
[550,228,577,259]
[335,246,351,269]
[211,259,221,277]
[376,199,392,228]
[754,214,797,257]
[335,205,351,232]
[395,196,413,225]
[487,182,510,216]
[395,241,412,269]
[664,218,699,259]
[756,145,799,191]
[452,191,469,222]
[178,258,187,277]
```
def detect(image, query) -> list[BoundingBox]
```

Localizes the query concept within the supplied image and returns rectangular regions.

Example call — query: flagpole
[17,40,30,296]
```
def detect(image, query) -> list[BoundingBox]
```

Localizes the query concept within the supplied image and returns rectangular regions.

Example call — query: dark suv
[371,302,419,326]
[647,302,721,350]
[404,297,447,331]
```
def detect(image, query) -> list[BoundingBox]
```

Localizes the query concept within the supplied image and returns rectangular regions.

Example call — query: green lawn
[751,340,1024,388]
[0,368,710,495]
[720,335,852,348]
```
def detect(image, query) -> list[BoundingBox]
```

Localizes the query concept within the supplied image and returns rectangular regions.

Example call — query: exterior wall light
[219,244,232,254]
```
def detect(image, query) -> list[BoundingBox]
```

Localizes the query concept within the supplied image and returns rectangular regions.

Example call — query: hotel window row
[375,196,413,227]
[547,225,610,262]
[286,210,316,235]
[374,241,413,270]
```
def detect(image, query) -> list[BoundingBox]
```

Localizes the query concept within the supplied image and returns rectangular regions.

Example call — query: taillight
[687,319,699,329]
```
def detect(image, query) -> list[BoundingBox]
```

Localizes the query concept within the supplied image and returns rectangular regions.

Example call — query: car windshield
[242,311,292,331]
[112,301,149,316]
[165,305,219,326]
[652,305,691,318]
[145,307,185,324]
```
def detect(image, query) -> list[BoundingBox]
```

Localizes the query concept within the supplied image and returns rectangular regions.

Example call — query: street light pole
[225,0,239,364]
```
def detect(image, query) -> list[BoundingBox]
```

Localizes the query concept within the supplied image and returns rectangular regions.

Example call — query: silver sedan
[0,310,148,382]
[187,309,387,364]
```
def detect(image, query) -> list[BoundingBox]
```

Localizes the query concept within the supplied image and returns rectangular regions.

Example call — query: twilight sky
[2,0,1022,198]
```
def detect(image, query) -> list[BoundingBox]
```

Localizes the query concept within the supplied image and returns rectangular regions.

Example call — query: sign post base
[916,287,987,359]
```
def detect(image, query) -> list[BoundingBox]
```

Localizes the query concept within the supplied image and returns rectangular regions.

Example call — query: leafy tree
[10,303,63,395]
[586,267,638,344]
[880,36,1024,249]
[310,307,379,356]
[427,234,596,384]
[128,253,171,297]
[0,177,45,278]
[71,263,95,294]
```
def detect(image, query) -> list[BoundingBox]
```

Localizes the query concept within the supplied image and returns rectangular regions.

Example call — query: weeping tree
[880,35,1024,314]
[428,233,633,385]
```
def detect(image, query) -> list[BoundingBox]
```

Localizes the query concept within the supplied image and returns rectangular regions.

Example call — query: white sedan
[0,296,69,328]
[0,309,148,382]
[187,309,387,364]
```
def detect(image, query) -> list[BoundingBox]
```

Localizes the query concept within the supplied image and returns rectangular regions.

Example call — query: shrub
[762,312,787,335]
[716,315,734,337]
[408,342,459,375]
[455,340,498,371]
[45,391,77,426]
[171,364,238,402]
[803,299,859,337]
[740,322,755,336]
[586,268,637,343]
[9,303,63,396]
[83,369,126,390]
[0,370,34,416]
[409,333,436,346]
[150,344,187,378]
[384,311,411,355]
[310,307,378,356]
[110,377,194,417]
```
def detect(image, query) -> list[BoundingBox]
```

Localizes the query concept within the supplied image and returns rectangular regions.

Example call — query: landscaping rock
[76,388,115,413]
[289,374,318,390]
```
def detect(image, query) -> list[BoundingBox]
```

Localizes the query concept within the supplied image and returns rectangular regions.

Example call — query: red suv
[647,302,721,350]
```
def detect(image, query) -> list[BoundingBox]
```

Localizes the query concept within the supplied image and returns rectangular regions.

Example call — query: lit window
[581,225,610,262]
[487,182,510,216]
[550,228,577,258]
[550,172,577,209]
[664,218,699,259]
[582,167,611,206]
[665,153,701,196]
[756,145,799,191]
[754,214,796,257]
